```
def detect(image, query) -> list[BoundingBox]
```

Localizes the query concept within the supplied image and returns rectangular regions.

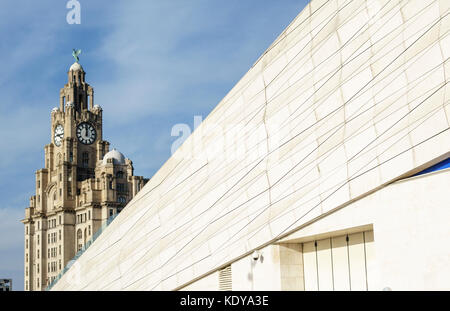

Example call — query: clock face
[54,124,64,147]
[76,122,97,145]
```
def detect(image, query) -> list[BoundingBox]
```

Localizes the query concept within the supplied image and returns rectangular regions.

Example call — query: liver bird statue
[72,49,82,63]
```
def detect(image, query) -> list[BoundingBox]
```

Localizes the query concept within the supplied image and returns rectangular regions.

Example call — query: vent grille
[219,265,232,291]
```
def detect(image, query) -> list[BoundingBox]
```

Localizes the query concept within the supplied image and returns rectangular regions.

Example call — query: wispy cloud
[0,0,308,290]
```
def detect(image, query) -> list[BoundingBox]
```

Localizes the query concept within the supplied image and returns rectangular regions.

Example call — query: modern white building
[51,0,450,291]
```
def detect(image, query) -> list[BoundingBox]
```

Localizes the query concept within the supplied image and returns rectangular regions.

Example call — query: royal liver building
[22,56,148,291]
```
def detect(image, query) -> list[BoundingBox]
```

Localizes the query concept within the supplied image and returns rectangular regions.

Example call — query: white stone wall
[281,168,450,290]
[52,0,450,291]
[177,168,450,291]
[179,271,219,291]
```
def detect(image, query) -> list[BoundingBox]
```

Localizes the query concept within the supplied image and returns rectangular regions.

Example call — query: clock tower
[22,59,149,291]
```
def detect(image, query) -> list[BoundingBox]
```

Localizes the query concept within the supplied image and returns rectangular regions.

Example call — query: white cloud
[0,0,309,291]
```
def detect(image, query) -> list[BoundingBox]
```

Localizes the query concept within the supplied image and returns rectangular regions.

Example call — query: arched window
[118,196,126,204]
[82,152,89,168]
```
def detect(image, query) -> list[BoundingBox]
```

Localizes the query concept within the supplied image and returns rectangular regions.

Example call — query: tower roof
[69,62,84,72]
[102,148,126,165]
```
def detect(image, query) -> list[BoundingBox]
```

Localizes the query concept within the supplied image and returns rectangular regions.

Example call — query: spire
[59,49,94,112]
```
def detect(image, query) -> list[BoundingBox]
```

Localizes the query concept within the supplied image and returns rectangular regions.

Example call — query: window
[48,249,50,258]
[69,152,73,163]
[118,196,126,204]
[77,229,82,251]
[38,221,40,230]
[37,264,39,273]
[116,171,124,179]
[26,239,28,248]
[89,225,91,236]
[59,173,62,182]
[82,152,89,168]
[59,188,62,198]
[37,249,39,259]
[38,180,40,188]
[109,209,114,217]
[88,210,91,220]
[59,216,61,225]
[37,235,39,244]
[109,181,113,190]
[117,183,125,192]
[59,230,61,240]
[59,245,61,255]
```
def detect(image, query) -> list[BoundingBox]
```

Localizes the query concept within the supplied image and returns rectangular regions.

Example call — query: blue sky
[0,0,309,290]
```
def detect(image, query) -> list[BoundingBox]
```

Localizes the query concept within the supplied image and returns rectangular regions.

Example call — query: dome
[69,62,84,72]
[103,148,126,165]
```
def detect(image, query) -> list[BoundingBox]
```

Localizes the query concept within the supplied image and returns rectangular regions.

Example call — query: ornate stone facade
[22,62,148,291]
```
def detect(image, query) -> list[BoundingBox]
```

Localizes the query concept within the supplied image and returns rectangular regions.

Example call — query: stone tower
[22,61,148,291]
